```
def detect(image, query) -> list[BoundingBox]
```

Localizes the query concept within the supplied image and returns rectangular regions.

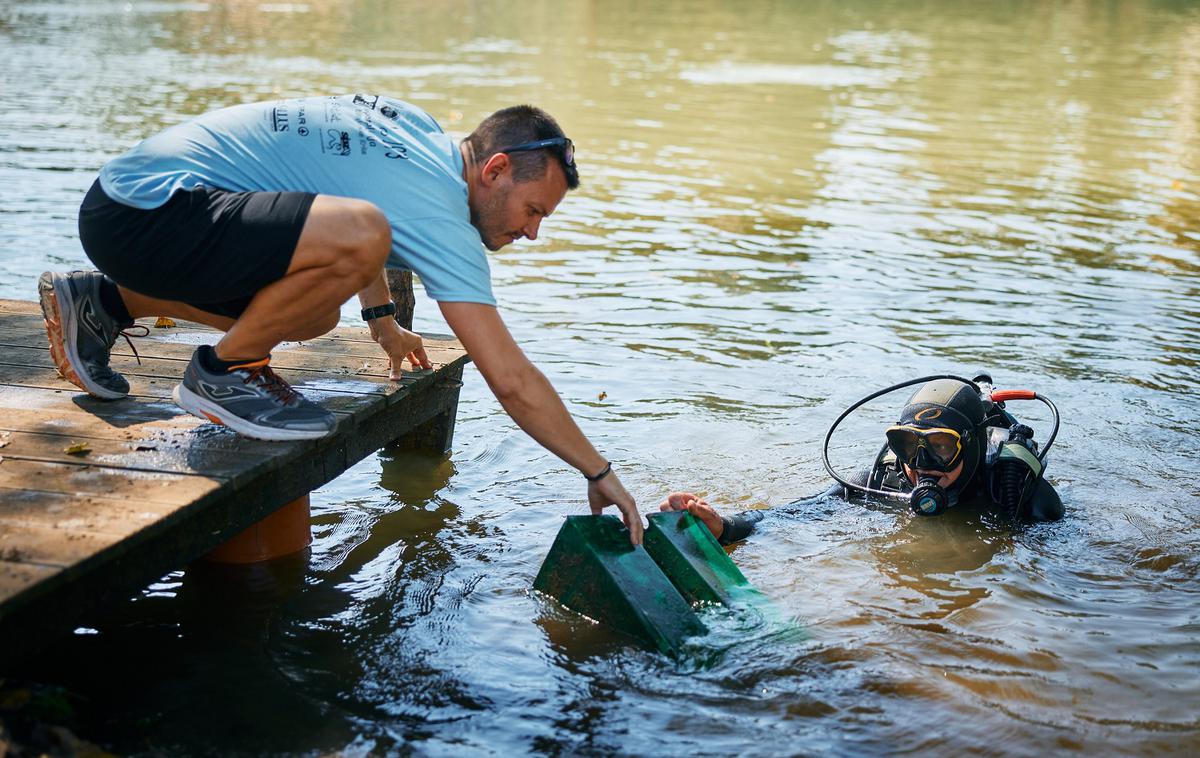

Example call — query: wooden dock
[0,299,469,666]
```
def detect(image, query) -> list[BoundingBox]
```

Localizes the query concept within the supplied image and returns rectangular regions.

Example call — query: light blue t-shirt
[99,94,494,305]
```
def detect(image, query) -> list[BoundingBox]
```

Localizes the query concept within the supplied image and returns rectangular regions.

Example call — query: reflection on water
[2,0,1199,754]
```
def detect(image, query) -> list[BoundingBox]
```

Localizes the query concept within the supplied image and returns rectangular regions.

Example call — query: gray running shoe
[173,349,336,441]
[38,270,132,400]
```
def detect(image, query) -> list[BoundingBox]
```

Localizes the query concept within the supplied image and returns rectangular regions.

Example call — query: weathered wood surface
[0,298,469,665]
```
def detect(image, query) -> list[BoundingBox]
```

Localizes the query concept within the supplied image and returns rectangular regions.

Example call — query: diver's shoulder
[1027,478,1064,522]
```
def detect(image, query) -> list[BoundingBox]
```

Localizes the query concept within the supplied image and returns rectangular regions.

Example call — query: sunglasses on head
[885,425,965,471]
[498,136,576,174]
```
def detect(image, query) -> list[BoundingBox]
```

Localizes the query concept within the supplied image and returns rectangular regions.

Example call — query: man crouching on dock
[39,94,642,543]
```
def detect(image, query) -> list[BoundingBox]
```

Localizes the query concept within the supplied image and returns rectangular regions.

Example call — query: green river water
[1,1,1198,755]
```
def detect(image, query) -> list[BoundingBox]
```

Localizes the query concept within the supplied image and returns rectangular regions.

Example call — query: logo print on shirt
[353,94,379,110]
[379,105,399,120]
[327,130,351,156]
[271,105,290,132]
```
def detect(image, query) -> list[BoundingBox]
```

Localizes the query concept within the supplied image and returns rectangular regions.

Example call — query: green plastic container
[535,512,804,655]
[533,515,706,656]
[642,511,766,606]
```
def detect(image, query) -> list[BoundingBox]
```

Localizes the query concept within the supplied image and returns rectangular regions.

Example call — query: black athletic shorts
[78,179,316,319]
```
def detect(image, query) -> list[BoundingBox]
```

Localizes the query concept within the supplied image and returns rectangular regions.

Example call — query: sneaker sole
[38,272,126,400]
[172,383,333,441]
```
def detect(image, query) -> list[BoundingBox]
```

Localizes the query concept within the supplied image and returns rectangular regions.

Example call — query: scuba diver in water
[662,374,1064,545]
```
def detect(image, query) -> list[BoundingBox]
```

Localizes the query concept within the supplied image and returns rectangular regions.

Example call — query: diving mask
[884,425,965,472]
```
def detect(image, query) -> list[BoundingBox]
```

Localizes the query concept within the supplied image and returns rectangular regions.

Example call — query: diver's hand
[658,491,724,540]
[589,470,642,545]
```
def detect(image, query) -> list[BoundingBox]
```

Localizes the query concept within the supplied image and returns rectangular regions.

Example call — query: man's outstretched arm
[439,301,642,544]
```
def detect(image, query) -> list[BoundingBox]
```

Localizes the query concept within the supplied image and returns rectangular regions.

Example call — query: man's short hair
[464,105,579,189]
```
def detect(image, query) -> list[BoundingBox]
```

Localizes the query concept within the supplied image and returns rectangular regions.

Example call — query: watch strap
[361,302,398,322]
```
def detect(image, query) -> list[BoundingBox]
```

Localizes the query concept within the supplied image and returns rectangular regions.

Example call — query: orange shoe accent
[228,357,271,371]
[202,412,225,426]
[42,305,87,393]
[201,495,313,564]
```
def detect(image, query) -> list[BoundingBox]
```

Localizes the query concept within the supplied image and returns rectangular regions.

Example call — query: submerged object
[642,510,765,606]
[534,512,791,655]
[533,515,705,656]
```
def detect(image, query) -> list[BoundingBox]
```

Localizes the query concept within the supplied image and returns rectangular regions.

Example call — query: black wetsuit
[717,415,1064,546]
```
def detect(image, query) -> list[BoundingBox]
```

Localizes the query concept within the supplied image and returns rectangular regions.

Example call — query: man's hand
[659,491,724,540]
[589,471,643,545]
[370,318,432,378]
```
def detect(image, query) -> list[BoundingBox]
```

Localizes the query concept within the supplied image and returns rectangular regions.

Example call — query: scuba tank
[993,423,1044,521]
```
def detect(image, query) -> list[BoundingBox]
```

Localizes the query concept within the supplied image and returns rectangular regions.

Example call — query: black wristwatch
[361,302,398,322]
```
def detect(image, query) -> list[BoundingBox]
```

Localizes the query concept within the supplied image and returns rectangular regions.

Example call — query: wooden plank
[0,367,403,407]
[0,487,178,533]
[0,404,221,443]
[0,458,222,506]
[0,522,130,569]
[0,312,464,366]
[0,341,448,387]
[0,428,268,479]
[0,561,59,601]
[0,300,38,315]
[0,376,460,477]
[0,342,403,382]
[0,383,199,428]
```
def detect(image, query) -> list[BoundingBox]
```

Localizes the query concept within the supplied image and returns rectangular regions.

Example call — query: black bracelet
[361,302,398,322]
[584,461,612,482]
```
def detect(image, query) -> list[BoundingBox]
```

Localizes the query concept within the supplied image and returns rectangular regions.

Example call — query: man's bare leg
[118,195,390,355]
[117,288,236,332]
[157,195,392,440]
[216,196,390,360]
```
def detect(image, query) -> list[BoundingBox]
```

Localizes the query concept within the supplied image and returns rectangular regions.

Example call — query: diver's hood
[898,378,986,493]
[899,378,987,430]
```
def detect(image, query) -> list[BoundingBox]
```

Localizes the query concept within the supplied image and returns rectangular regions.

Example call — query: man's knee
[298,197,391,287]
[293,309,340,340]
[334,201,390,286]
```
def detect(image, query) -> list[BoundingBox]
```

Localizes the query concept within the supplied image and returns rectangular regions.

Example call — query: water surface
[1,0,1198,755]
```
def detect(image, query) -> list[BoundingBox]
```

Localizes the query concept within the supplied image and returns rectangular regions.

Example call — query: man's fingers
[624,506,644,545]
[405,349,431,371]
